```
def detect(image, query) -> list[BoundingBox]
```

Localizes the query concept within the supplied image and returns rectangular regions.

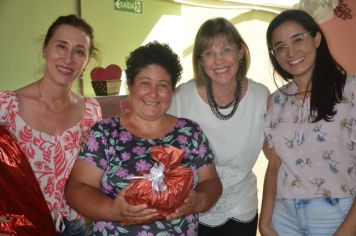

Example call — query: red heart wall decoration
[90,64,122,81]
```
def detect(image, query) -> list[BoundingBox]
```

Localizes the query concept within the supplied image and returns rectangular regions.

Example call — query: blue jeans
[272,197,353,236]
[57,218,86,236]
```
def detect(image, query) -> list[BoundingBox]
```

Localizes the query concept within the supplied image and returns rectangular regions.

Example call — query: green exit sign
[114,0,143,14]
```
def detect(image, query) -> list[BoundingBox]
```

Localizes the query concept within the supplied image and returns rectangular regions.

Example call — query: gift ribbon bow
[126,162,168,193]
[148,163,167,193]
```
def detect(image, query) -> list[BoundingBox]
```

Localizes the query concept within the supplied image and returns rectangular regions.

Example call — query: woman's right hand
[65,160,158,224]
[110,188,159,224]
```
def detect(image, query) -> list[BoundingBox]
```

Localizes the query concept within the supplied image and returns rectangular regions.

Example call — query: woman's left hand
[165,190,198,220]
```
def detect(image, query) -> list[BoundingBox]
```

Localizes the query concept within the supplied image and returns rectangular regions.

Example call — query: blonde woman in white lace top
[169,17,269,236]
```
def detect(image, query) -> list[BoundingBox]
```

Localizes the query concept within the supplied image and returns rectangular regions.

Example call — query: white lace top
[168,79,269,226]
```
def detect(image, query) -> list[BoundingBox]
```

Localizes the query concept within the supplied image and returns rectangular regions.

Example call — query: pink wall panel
[321,0,356,75]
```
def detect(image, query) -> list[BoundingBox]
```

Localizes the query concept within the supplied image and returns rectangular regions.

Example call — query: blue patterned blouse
[265,75,356,200]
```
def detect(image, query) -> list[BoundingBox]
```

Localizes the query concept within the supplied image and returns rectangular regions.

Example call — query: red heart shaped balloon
[90,64,122,81]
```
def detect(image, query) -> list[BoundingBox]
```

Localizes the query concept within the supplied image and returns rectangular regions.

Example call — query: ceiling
[167,0,300,9]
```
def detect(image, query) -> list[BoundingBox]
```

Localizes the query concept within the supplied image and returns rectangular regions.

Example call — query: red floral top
[0,91,102,229]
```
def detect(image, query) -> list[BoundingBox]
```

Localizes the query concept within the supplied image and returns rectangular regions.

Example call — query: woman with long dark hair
[260,10,356,236]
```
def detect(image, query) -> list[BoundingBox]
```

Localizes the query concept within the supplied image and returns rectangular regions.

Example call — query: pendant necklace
[37,80,70,114]
[207,79,241,120]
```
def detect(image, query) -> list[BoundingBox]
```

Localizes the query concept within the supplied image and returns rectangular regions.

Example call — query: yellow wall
[81,0,180,95]
[0,0,180,95]
[0,0,76,90]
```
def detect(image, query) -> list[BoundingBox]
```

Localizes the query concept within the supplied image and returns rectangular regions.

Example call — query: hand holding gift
[124,145,193,225]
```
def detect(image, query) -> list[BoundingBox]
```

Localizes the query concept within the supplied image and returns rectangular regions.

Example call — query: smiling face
[42,24,91,86]
[271,21,321,82]
[129,64,173,121]
[200,35,244,87]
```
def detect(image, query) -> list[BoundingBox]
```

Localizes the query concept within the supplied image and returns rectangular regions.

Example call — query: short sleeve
[79,118,113,170]
[264,92,277,149]
[82,97,102,131]
[0,91,17,126]
[264,108,274,148]
[347,76,356,143]
[176,119,215,169]
[194,124,215,168]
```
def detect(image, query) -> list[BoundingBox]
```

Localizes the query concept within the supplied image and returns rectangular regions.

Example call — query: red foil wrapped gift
[124,145,193,225]
[0,125,56,235]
